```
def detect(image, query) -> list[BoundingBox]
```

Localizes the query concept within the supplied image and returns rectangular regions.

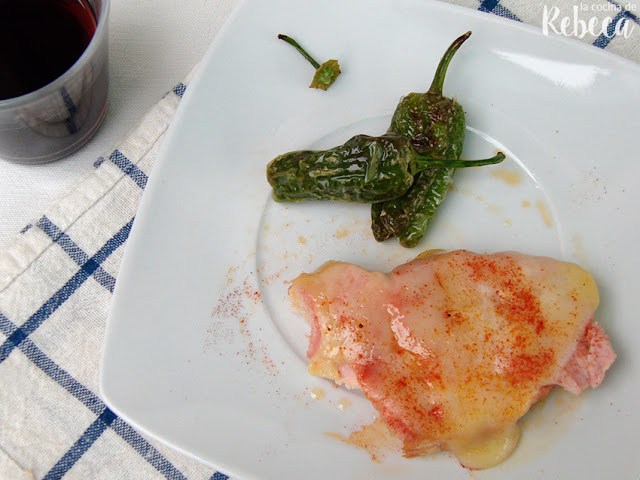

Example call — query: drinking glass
[0,0,110,164]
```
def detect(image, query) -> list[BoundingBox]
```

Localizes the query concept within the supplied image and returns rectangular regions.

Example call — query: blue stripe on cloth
[94,156,107,168]
[0,328,27,362]
[493,3,521,21]
[0,219,133,364]
[593,9,636,48]
[108,150,148,190]
[0,221,227,479]
[110,419,190,480]
[43,408,117,480]
[478,0,499,12]
[208,473,230,480]
[607,0,640,23]
[0,313,106,415]
[0,311,200,480]
[478,0,521,21]
[60,87,77,116]
[36,217,117,293]
[60,87,79,135]
[172,82,187,98]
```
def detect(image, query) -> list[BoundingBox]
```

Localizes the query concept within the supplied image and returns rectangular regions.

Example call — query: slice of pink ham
[555,321,616,394]
[289,250,616,464]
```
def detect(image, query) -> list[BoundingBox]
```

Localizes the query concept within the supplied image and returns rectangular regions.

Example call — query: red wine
[0,0,97,100]
[0,0,108,163]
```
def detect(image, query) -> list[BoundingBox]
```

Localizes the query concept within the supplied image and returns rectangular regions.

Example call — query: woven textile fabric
[1,1,638,479]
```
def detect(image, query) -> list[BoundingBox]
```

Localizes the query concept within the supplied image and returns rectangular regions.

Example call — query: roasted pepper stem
[410,152,505,173]
[278,34,321,69]
[278,34,341,90]
[428,31,471,96]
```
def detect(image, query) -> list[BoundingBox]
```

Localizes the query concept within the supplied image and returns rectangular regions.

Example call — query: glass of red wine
[0,0,110,163]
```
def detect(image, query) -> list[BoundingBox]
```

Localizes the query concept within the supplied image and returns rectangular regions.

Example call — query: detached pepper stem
[428,31,471,96]
[278,34,321,69]
[411,151,505,174]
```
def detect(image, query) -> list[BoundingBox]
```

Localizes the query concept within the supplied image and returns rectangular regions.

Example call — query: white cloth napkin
[0,69,229,480]
[1,1,638,479]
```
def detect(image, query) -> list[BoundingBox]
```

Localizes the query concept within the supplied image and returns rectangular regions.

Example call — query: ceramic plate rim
[100,1,640,479]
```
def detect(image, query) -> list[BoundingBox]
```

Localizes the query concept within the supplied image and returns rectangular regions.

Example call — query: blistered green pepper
[267,133,504,203]
[278,34,341,90]
[372,31,486,247]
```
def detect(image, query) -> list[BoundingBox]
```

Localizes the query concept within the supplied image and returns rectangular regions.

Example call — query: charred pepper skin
[388,92,466,160]
[267,133,503,203]
[268,134,415,203]
[372,97,465,242]
[372,166,455,243]
[372,31,476,247]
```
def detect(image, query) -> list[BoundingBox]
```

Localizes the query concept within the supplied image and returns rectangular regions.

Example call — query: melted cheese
[289,250,600,468]
[452,423,520,470]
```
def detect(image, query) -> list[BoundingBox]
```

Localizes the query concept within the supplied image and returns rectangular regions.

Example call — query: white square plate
[100,0,640,478]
